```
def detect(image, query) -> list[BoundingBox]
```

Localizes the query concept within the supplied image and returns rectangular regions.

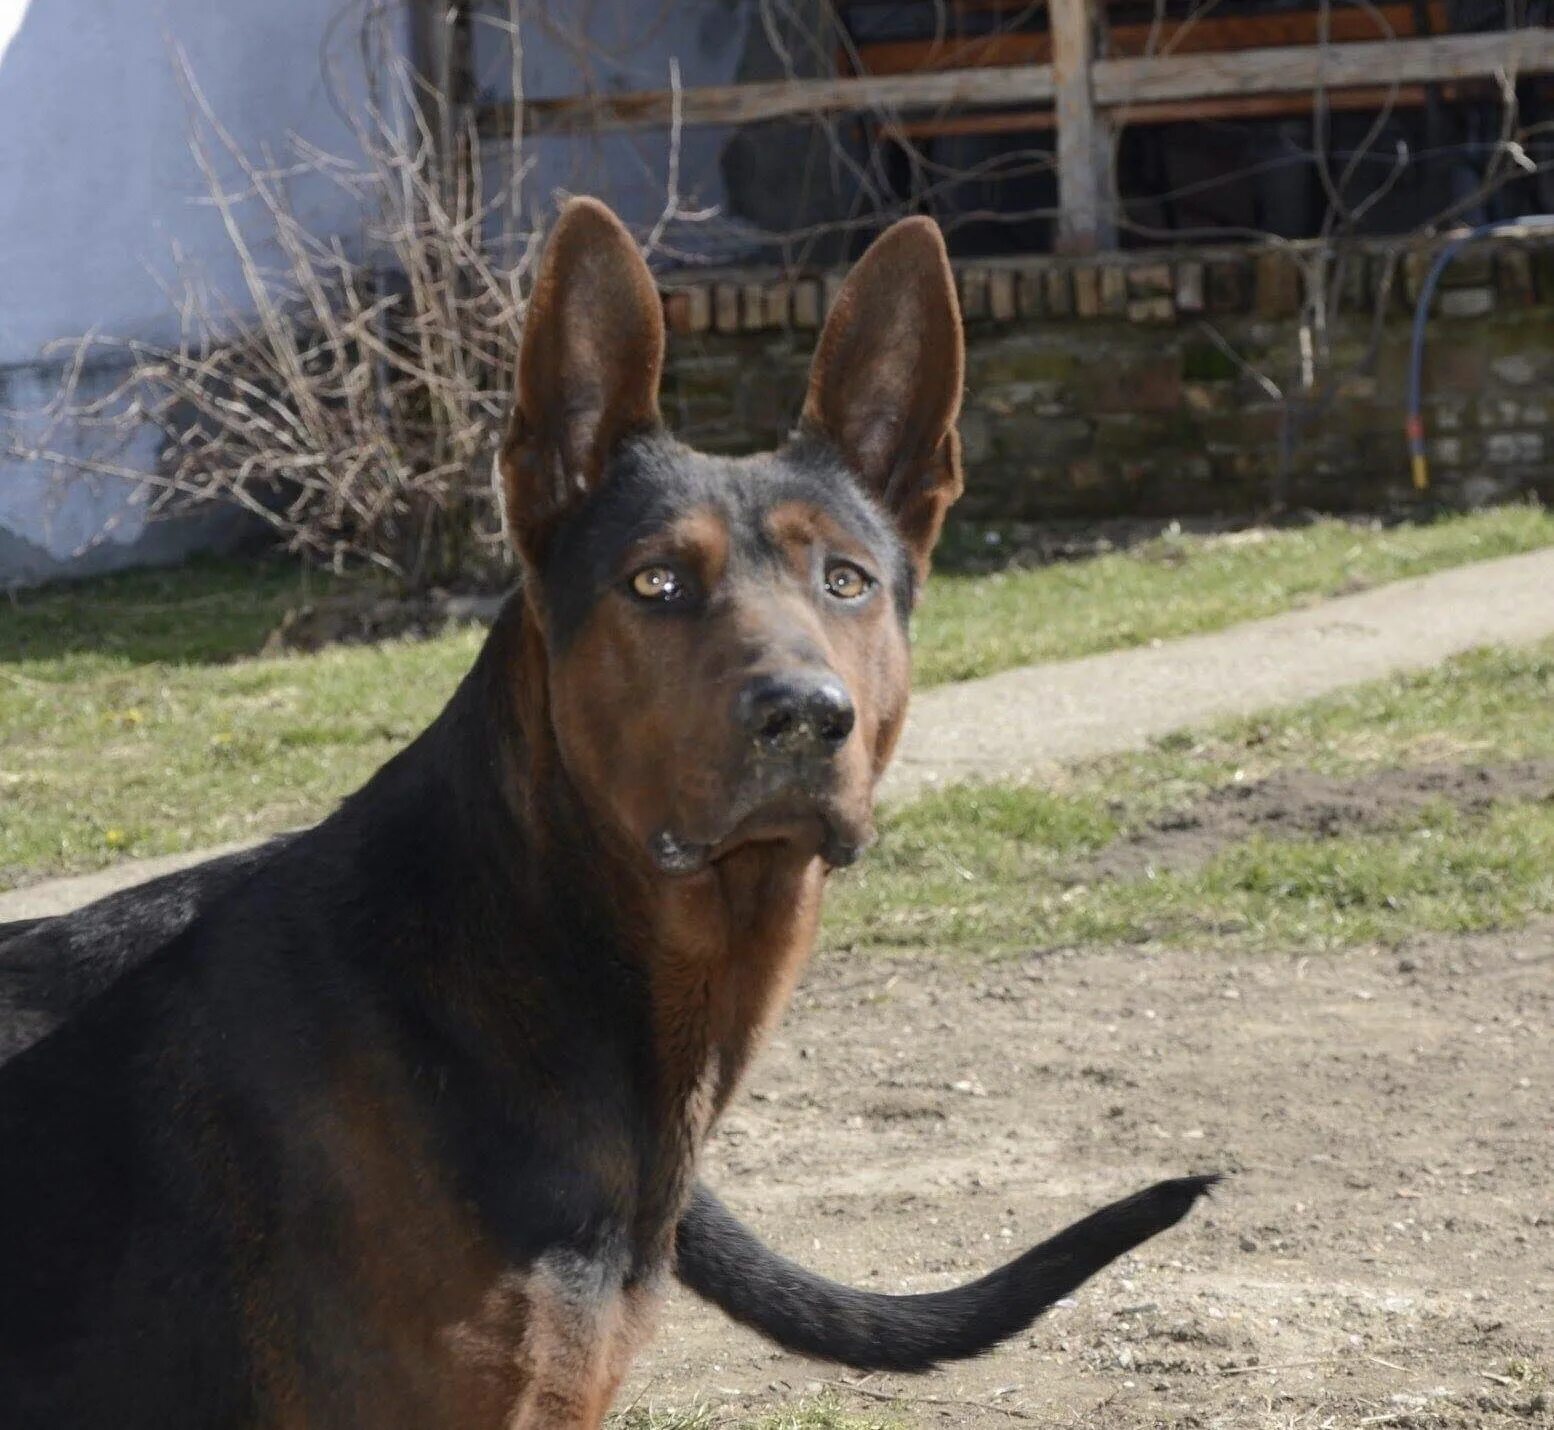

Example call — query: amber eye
[629,565,684,603]
[824,561,873,601]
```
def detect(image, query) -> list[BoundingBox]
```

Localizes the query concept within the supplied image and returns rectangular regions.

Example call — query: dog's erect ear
[800,217,964,582]
[500,197,665,565]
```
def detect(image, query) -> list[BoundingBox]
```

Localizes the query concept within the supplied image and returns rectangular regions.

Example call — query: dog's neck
[618,839,826,1263]
[401,592,833,1261]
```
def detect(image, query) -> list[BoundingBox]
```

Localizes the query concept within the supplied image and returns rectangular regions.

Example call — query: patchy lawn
[827,640,1554,957]
[0,619,484,888]
[2,506,1551,890]
[613,1398,899,1429]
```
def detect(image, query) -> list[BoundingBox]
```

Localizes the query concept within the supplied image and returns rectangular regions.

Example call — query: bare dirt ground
[1085,761,1554,882]
[625,915,1554,1427]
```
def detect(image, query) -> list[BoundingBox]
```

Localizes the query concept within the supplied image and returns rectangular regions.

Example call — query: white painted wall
[0,0,397,581]
[0,0,383,364]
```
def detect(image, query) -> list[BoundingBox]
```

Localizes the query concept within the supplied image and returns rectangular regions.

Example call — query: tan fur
[504,1265,660,1429]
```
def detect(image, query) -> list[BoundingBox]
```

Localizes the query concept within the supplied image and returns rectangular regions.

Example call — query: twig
[824,1376,1038,1420]
[1219,1357,1336,1377]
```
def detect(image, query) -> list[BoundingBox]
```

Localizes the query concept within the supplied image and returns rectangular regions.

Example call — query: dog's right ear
[499,197,665,567]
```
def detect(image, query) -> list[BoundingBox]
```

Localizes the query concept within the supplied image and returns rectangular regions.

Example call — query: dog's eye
[629,565,684,603]
[824,561,873,601]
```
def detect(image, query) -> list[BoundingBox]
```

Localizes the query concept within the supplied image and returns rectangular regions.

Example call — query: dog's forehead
[618,437,891,546]
[554,437,896,571]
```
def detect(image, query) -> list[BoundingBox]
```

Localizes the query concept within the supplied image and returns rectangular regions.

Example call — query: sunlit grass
[3,506,1551,890]
[0,615,483,889]
[826,639,1554,956]
[912,504,1554,685]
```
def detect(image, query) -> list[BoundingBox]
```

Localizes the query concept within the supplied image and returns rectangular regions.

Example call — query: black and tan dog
[0,200,1214,1427]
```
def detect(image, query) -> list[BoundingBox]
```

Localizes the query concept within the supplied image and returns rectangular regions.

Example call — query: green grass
[825,640,1554,956]
[0,626,486,886]
[911,504,1554,685]
[0,558,479,886]
[2,507,1551,891]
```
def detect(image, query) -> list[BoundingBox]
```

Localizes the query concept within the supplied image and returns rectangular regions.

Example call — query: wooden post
[407,2,474,187]
[1050,0,1117,253]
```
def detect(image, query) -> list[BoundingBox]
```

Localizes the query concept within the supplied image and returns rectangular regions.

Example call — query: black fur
[0,843,289,1062]
[2,769,1217,1396]
[677,1176,1220,1371]
[1,605,655,1423]
[1,472,1209,1414]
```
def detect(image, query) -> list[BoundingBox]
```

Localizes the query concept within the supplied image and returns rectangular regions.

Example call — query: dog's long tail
[674,1173,1217,1372]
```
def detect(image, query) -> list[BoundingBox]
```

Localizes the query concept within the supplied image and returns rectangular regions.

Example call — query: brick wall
[656,235,1554,520]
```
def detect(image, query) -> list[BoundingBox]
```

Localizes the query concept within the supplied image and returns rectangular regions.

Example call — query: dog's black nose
[737,673,856,756]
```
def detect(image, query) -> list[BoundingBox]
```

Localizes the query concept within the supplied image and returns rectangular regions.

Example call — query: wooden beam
[478,30,1554,138]
[1100,81,1445,126]
[881,82,1452,139]
[1093,30,1554,107]
[482,66,1057,138]
[853,2,1452,73]
[1051,0,1115,252]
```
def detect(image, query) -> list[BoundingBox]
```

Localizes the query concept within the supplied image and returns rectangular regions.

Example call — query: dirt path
[885,546,1554,799]
[626,920,1554,1427]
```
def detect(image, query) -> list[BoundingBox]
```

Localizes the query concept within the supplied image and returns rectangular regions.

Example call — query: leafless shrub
[12,6,706,592]
[70,26,522,589]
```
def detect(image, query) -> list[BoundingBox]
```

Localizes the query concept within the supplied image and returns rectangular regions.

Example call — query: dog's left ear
[500,197,665,567]
[800,217,964,584]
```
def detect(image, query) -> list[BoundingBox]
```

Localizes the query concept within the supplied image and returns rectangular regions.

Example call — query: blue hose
[1406,214,1554,491]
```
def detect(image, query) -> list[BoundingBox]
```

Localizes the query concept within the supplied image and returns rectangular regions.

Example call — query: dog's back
[0,843,284,1062]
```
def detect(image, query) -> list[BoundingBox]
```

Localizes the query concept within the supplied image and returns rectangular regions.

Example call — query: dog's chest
[434,1257,663,1429]
[250,1049,668,1428]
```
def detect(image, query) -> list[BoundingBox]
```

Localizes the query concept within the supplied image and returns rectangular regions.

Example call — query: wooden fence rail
[474,17,1554,252]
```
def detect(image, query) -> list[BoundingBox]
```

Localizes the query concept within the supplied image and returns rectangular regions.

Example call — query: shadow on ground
[1,558,343,667]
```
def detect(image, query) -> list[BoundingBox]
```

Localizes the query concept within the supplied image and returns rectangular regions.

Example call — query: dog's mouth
[650,793,874,877]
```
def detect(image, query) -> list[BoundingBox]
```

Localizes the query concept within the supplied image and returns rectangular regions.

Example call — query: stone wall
[657,235,1554,520]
